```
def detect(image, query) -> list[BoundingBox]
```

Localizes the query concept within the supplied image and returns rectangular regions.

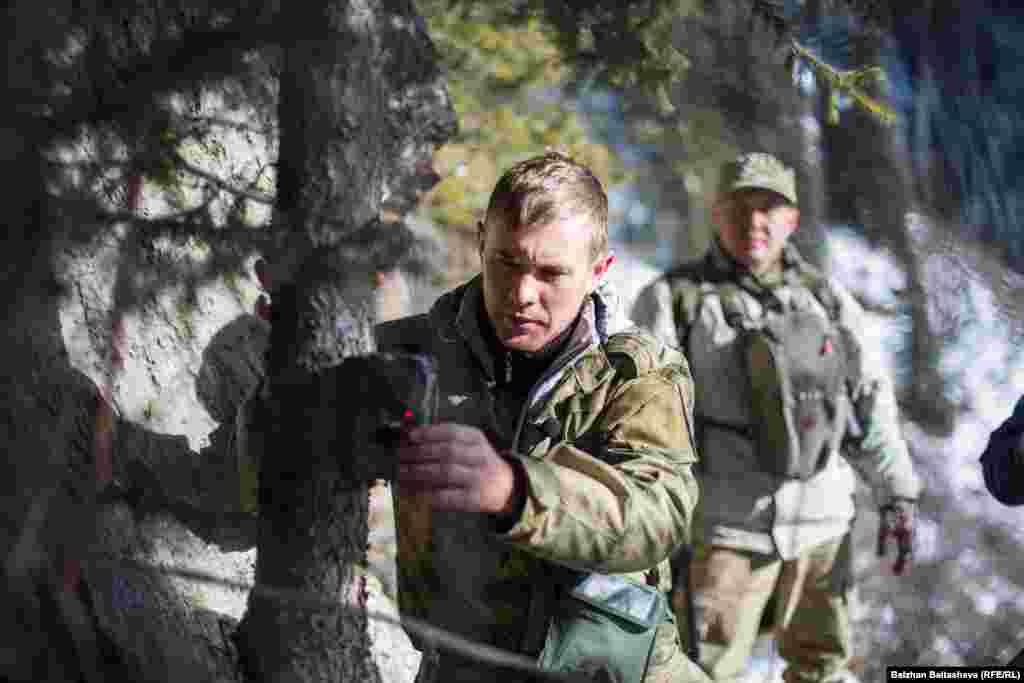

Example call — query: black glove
[877,498,915,575]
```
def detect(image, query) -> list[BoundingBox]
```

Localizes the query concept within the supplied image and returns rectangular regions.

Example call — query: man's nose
[748,208,770,232]
[510,273,539,307]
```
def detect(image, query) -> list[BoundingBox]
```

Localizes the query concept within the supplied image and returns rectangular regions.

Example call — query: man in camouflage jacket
[631,153,921,683]
[376,152,708,683]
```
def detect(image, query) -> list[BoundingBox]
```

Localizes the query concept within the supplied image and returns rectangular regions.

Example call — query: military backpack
[671,261,862,481]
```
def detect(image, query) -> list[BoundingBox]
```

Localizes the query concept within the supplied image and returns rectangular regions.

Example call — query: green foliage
[537,0,698,116]
[416,1,636,234]
[423,0,698,110]
[791,40,898,126]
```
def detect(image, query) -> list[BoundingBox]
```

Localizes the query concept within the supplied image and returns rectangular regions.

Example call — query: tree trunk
[0,1,453,681]
[787,0,830,269]
[233,1,392,682]
[821,14,956,433]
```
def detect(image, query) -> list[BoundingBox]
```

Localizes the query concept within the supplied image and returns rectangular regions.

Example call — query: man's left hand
[397,423,522,517]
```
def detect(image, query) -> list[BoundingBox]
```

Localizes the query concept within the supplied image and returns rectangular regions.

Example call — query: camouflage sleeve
[499,366,699,574]
[630,278,683,348]
[833,280,922,502]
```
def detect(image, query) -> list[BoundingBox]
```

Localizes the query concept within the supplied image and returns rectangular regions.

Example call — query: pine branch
[47,17,335,139]
[791,39,898,126]
[173,152,275,206]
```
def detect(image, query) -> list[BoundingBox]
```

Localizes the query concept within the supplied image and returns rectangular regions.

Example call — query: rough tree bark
[233,1,389,681]
[0,0,453,681]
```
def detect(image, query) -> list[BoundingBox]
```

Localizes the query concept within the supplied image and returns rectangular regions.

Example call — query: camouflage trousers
[645,621,713,683]
[675,537,852,683]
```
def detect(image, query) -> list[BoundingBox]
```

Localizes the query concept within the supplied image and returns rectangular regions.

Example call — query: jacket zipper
[510,342,594,450]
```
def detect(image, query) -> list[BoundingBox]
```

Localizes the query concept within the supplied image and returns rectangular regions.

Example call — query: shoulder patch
[605,329,676,379]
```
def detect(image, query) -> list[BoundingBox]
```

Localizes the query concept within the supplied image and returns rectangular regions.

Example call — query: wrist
[491,453,528,532]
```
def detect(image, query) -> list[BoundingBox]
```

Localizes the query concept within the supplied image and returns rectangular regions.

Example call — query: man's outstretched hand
[397,424,525,520]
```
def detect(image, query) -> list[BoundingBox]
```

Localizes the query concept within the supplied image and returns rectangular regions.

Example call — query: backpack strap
[663,256,715,351]
[772,247,843,322]
[672,254,782,337]
[798,269,842,322]
[716,282,762,331]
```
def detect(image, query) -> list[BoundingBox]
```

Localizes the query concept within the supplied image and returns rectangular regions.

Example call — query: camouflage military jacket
[375,276,700,682]
[632,241,921,560]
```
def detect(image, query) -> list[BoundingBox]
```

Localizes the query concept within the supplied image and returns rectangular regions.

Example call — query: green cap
[717,152,797,206]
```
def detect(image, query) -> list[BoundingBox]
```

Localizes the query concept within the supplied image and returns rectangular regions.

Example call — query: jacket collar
[432,275,611,385]
[706,237,808,294]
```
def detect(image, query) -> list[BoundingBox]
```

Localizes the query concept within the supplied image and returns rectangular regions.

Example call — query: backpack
[672,260,861,481]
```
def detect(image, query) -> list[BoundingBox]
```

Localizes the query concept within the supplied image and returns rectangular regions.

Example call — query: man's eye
[539,269,565,281]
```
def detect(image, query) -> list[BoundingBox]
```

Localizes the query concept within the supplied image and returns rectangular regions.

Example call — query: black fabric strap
[518,417,562,454]
[696,414,754,440]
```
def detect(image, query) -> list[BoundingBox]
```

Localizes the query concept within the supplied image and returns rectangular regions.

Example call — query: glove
[877,498,915,575]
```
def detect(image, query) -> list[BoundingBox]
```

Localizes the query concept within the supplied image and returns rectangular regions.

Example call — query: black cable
[83,553,590,683]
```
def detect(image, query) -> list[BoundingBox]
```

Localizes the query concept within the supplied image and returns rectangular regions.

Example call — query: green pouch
[537,573,671,683]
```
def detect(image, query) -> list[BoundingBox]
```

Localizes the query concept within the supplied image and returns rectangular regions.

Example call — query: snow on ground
[834,225,1024,671]
[827,225,1024,536]
[605,240,664,321]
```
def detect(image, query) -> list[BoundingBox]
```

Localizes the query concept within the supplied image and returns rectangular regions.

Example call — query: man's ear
[710,196,729,231]
[590,252,615,290]
[779,206,800,239]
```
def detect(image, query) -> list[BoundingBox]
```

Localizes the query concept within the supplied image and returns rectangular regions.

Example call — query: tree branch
[174,152,275,205]
[791,39,898,125]
[47,17,330,138]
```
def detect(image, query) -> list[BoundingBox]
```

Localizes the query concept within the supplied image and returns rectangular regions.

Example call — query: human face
[714,189,799,275]
[480,214,613,353]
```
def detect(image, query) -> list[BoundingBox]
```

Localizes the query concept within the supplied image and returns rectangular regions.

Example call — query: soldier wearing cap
[632,152,921,683]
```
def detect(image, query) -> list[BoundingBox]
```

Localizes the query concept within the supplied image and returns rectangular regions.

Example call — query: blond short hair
[483,152,609,261]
